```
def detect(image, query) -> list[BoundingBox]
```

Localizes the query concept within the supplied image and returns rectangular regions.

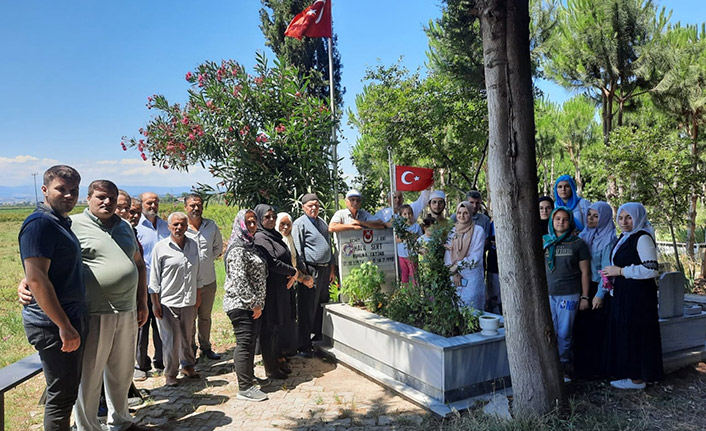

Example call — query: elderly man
[19,165,85,431]
[184,193,223,360]
[292,193,336,358]
[134,192,169,380]
[329,189,386,234]
[150,212,202,386]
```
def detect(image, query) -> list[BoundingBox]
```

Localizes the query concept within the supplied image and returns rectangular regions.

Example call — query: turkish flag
[395,166,434,191]
[284,0,332,40]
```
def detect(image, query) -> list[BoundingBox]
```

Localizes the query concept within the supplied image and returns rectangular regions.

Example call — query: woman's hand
[592,296,603,309]
[579,297,590,311]
[252,306,262,319]
[601,266,622,277]
[286,270,298,289]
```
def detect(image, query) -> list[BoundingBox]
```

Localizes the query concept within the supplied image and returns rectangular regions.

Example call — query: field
[0,203,237,430]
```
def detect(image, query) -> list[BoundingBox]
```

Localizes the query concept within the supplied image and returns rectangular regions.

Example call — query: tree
[650,24,706,261]
[475,0,565,416]
[259,0,344,109]
[123,54,343,217]
[348,63,488,207]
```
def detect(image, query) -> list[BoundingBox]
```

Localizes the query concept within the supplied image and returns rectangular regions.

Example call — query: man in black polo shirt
[19,165,85,431]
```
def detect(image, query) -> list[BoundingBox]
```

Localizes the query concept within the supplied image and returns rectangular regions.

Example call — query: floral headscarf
[227,209,256,250]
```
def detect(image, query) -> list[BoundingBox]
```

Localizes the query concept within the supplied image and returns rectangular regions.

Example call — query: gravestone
[658,272,686,319]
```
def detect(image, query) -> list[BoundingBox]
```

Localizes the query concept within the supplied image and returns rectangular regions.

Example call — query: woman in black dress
[601,202,662,389]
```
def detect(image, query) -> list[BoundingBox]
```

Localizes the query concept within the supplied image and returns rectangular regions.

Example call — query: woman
[223,209,268,402]
[601,203,662,389]
[573,201,617,378]
[543,207,591,380]
[275,212,312,358]
[553,175,591,232]
[444,201,486,310]
[538,196,554,235]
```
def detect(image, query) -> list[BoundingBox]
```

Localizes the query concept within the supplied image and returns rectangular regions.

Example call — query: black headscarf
[254,204,283,242]
[538,195,554,235]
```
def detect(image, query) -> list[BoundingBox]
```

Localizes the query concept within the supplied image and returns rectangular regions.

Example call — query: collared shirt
[472,213,492,239]
[186,218,223,286]
[136,215,170,279]
[19,203,85,326]
[372,189,430,223]
[71,209,138,314]
[149,236,202,308]
[330,208,374,225]
[292,215,332,265]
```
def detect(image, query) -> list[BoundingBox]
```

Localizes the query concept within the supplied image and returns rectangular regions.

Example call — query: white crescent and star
[400,171,420,184]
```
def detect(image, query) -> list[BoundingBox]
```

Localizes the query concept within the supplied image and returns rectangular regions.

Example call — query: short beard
[143,209,158,219]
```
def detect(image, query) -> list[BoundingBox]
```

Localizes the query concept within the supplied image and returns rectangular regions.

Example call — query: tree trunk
[477,0,565,416]
[686,120,699,260]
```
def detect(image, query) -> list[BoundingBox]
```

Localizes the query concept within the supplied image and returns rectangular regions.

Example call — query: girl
[396,204,422,284]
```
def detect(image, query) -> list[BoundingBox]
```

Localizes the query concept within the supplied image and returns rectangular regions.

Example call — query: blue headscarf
[543,206,579,272]
[579,201,617,254]
[554,175,586,231]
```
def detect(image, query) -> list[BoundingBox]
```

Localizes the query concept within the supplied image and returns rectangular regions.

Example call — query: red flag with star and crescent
[284,0,332,40]
[395,166,434,191]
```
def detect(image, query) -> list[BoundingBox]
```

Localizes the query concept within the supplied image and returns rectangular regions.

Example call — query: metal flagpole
[387,146,400,283]
[327,33,338,210]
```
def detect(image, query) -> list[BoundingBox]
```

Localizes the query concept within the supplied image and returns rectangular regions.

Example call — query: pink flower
[140,153,147,161]
[189,133,195,140]
[167,144,175,152]
[295,91,302,98]
[181,116,189,125]
[233,85,242,97]
[256,133,268,143]
[239,126,250,137]
[120,142,127,151]
[198,74,205,87]
[147,96,153,103]
[275,124,285,133]
[254,76,263,86]
[206,100,213,109]
[163,164,169,169]
[185,71,193,81]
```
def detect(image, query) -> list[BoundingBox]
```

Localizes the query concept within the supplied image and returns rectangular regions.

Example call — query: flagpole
[387,146,400,284]
[327,27,338,210]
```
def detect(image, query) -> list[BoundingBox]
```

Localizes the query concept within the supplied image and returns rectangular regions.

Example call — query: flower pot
[479,315,500,336]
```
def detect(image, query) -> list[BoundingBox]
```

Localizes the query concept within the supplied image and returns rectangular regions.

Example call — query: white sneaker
[563,375,572,383]
[237,386,268,402]
[610,378,646,390]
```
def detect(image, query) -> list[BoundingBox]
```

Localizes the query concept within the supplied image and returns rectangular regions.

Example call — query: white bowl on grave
[479,314,501,336]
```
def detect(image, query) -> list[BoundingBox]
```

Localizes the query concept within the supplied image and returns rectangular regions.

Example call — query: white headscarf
[275,212,297,268]
[579,201,617,254]
[612,202,654,259]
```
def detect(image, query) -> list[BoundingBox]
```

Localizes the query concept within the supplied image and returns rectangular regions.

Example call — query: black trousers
[260,322,280,376]
[297,264,331,351]
[135,294,163,371]
[228,308,262,391]
[24,318,85,431]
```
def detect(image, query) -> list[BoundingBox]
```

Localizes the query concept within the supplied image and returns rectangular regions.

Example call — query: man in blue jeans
[19,165,85,431]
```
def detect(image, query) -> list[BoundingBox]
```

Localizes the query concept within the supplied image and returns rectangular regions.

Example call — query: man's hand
[137,302,148,327]
[252,306,262,319]
[59,324,81,352]
[195,289,202,309]
[329,265,337,284]
[152,294,163,319]
[18,278,33,305]
[301,275,314,288]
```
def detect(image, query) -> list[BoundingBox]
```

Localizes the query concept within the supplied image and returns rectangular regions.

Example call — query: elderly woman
[553,175,591,232]
[601,203,662,389]
[444,201,486,310]
[543,206,591,381]
[223,209,268,402]
[573,201,617,378]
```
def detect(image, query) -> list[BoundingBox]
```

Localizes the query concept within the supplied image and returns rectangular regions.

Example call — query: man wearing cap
[329,189,386,234]
[292,193,336,358]
[427,190,450,230]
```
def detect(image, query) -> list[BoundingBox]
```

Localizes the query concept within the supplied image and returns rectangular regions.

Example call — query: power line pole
[32,173,39,206]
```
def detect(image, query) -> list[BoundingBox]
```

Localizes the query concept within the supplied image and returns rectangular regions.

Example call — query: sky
[0,0,703,195]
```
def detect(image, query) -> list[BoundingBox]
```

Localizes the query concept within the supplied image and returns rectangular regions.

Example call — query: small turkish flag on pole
[284,0,332,40]
[395,166,434,191]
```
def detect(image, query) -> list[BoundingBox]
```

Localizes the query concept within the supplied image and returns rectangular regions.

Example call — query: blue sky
[0,0,702,192]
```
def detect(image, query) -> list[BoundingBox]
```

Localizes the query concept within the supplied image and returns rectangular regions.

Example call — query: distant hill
[0,185,195,205]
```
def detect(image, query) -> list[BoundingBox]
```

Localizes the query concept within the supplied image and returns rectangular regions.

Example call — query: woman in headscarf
[543,207,591,381]
[553,175,591,232]
[253,204,313,380]
[222,209,269,402]
[538,196,554,235]
[275,212,312,358]
[601,203,662,390]
[444,201,486,310]
[573,201,617,378]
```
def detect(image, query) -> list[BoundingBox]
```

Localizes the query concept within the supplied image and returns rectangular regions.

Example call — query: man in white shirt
[372,189,431,226]
[184,194,223,360]
[329,189,386,233]
[150,212,202,387]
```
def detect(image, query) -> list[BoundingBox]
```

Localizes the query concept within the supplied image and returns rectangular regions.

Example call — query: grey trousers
[156,305,197,377]
[74,312,137,431]
[192,281,217,351]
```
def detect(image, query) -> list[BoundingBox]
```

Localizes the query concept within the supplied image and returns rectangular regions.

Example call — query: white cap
[429,190,446,202]
[345,189,362,199]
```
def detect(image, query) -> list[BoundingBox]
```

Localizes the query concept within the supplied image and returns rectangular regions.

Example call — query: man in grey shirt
[292,193,336,358]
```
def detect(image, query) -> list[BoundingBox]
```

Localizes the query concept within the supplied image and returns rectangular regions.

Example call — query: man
[427,190,449,228]
[134,192,169,380]
[329,189,386,234]
[184,193,223,360]
[460,191,492,237]
[292,193,336,358]
[150,212,202,386]
[69,180,149,431]
[19,165,85,431]
[372,189,431,226]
